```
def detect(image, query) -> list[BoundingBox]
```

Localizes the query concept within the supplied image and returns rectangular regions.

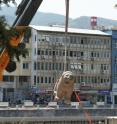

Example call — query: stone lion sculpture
[54,71,75,104]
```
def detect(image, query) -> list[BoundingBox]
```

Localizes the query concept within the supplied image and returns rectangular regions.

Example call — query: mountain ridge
[0,6,117,29]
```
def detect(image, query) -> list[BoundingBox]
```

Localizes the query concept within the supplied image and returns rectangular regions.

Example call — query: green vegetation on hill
[1,6,117,29]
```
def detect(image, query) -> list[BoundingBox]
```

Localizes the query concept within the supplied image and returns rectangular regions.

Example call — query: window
[49,77,51,83]
[34,76,36,83]
[45,49,48,55]
[41,50,44,55]
[53,77,55,83]
[41,63,44,70]
[81,64,84,70]
[53,51,55,56]
[56,50,58,56]
[107,52,110,58]
[9,76,14,82]
[56,63,58,70]
[3,76,14,82]
[63,50,65,56]
[41,77,43,83]
[97,52,99,58]
[23,63,29,69]
[37,62,40,70]
[19,76,28,82]
[45,62,48,70]
[38,49,40,55]
[70,51,73,57]
[70,36,74,44]
[45,77,47,83]
[49,50,51,55]
[37,76,39,83]
[34,62,36,70]
[81,76,84,82]
[52,63,55,70]
[73,51,77,57]
[49,62,51,70]
[104,64,106,70]
[42,38,45,41]
[81,52,84,57]
[91,64,94,70]
[81,38,84,44]
[101,64,103,70]
[67,51,69,56]
[91,52,93,57]
[101,78,103,83]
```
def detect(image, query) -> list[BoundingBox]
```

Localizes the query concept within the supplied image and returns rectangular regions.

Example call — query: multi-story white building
[1,25,111,105]
[30,25,111,104]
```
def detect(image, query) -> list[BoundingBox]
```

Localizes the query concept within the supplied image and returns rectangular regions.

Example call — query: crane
[0,0,43,81]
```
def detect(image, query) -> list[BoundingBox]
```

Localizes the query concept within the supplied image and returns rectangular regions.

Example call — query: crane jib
[13,0,43,27]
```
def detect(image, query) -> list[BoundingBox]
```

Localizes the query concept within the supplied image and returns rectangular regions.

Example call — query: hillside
[0,6,117,29]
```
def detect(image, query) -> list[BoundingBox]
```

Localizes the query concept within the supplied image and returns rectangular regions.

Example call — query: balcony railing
[79,82,111,90]
[0,81,15,88]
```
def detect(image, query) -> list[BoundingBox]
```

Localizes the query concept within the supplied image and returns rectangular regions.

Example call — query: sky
[16,0,117,20]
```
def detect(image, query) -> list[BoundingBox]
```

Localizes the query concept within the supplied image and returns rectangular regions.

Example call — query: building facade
[108,29,117,105]
[0,25,112,105]
[30,26,112,104]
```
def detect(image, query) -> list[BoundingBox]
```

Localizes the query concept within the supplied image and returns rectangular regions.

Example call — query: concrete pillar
[105,95,107,104]
[111,93,114,108]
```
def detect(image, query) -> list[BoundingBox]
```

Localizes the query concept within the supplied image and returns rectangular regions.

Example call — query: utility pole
[64,0,69,71]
